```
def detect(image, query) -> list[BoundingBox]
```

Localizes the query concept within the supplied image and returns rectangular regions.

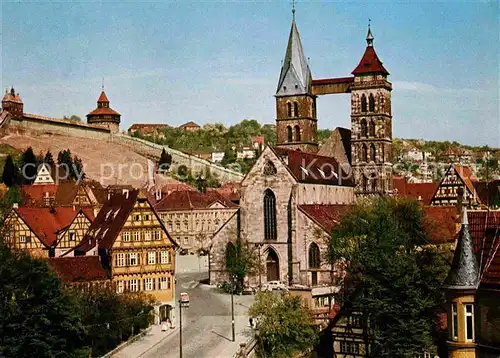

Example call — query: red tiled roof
[393,176,439,206]
[423,206,459,244]
[48,256,108,283]
[298,205,354,233]
[154,189,237,211]
[97,91,109,103]
[87,107,120,116]
[14,207,93,247]
[178,121,200,129]
[272,147,355,186]
[21,184,58,206]
[252,136,264,144]
[208,182,241,203]
[312,77,354,86]
[352,46,389,75]
[473,180,500,208]
[467,210,500,287]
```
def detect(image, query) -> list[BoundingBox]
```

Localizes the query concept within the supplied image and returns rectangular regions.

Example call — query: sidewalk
[205,315,256,358]
[112,324,178,358]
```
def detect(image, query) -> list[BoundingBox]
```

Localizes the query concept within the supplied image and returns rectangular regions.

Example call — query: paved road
[142,264,254,358]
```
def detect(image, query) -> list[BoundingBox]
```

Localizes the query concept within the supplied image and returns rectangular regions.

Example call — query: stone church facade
[210,15,393,290]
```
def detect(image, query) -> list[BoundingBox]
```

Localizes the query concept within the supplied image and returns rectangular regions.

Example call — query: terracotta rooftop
[87,107,120,116]
[207,182,241,203]
[393,176,439,205]
[298,204,354,233]
[97,91,109,103]
[21,184,59,206]
[352,46,389,75]
[272,147,355,186]
[14,207,94,247]
[473,180,500,208]
[2,88,23,103]
[178,121,200,129]
[467,210,500,287]
[423,206,459,244]
[154,189,237,211]
[48,256,108,283]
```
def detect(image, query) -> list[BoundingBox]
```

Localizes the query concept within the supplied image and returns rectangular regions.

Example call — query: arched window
[369,120,375,137]
[294,125,301,141]
[361,174,368,192]
[370,143,376,162]
[266,249,279,281]
[361,94,367,113]
[263,189,277,241]
[294,102,299,117]
[360,118,367,137]
[369,93,375,112]
[287,126,293,142]
[361,144,368,162]
[225,242,237,270]
[287,102,292,117]
[309,243,320,268]
[263,161,277,176]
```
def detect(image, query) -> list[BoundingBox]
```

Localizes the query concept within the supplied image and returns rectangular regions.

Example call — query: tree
[0,186,22,222]
[249,291,319,358]
[158,148,172,174]
[0,245,88,357]
[43,150,55,167]
[221,148,236,167]
[328,197,450,357]
[2,155,21,187]
[20,147,39,185]
[63,115,82,122]
[224,239,260,292]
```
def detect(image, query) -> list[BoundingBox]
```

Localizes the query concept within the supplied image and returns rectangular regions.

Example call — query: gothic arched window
[294,125,301,142]
[309,243,320,268]
[370,143,376,162]
[287,126,293,142]
[369,93,375,112]
[294,102,299,117]
[263,189,277,241]
[263,161,277,176]
[287,102,292,117]
[361,94,367,113]
[362,144,368,162]
[369,120,375,137]
[360,118,367,137]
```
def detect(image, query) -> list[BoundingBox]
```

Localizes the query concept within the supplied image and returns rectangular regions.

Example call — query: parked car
[263,281,287,291]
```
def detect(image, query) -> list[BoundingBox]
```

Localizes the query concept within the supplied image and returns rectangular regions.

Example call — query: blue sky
[1,1,498,146]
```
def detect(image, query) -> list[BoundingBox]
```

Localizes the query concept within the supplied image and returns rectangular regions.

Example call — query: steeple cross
[102,77,104,91]
[368,18,371,28]
[291,0,296,19]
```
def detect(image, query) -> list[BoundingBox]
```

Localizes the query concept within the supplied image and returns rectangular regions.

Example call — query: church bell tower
[350,26,393,194]
[275,11,318,153]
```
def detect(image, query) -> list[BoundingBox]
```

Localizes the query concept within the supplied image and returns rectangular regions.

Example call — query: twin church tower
[274,14,393,195]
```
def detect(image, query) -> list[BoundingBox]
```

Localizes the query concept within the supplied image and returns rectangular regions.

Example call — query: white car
[263,281,287,291]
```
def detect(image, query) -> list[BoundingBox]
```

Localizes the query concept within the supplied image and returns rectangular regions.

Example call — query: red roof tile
[473,180,500,208]
[154,189,237,211]
[393,176,439,206]
[87,107,120,116]
[298,204,354,233]
[21,184,58,206]
[208,182,241,203]
[48,256,108,283]
[178,121,200,129]
[272,147,355,186]
[352,46,389,75]
[467,210,500,287]
[15,207,93,247]
[97,91,109,103]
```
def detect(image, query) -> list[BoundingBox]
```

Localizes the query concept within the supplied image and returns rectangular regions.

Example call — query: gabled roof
[154,189,237,212]
[393,176,440,206]
[453,164,478,196]
[276,19,312,96]
[97,91,109,103]
[21,184,58,206]
[178,121,200,128]
[298,204,354,233]
[48,256,108,283]
[207,182,241,203]
[13,207,94,247]
[271,147,355,186]
[317,127,352,164]
[444,208,480,290]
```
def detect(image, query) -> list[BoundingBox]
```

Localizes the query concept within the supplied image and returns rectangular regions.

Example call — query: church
[209,12,393,291]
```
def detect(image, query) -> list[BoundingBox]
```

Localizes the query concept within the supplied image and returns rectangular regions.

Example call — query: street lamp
[231,274,235,342]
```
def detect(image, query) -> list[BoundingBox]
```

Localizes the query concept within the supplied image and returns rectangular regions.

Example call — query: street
[139,256,255,358]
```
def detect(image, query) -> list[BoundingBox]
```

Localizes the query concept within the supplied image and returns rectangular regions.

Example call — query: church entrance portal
[266,249,279,281]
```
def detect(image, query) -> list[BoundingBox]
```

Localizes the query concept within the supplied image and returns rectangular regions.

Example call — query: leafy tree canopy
[224,239,260,292]
[20,147,39,185]
[249,291,319,358]
[1,155,21,187]
[328,197,450,357]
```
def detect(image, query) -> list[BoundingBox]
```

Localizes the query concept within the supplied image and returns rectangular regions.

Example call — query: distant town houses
[403,147,433,162]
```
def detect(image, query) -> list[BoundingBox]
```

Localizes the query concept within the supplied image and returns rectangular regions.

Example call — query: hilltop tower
[1,87,24,118]
[350,26,393,195]
[443,206,478,358]
[86,90,121,133]
[275,14,318,153]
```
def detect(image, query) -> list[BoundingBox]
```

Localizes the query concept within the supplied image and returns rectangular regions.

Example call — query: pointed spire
[366,19,374,47]
[276,16,312,96]
[444,206,480,290]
